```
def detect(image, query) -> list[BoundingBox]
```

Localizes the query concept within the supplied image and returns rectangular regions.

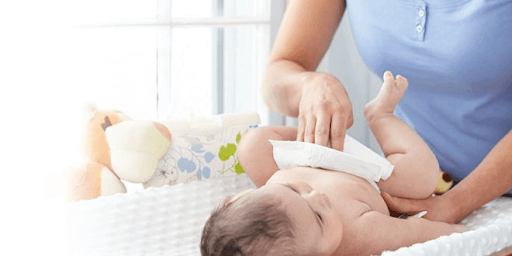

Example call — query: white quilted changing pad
[67,173,512,256]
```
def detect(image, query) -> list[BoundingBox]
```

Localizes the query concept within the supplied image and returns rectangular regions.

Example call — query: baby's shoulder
[322,183,389,219]
[347,197,375,218]
[267,167,322,183]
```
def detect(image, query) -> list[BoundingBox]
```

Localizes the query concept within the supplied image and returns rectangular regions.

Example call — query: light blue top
[346,0,512,192]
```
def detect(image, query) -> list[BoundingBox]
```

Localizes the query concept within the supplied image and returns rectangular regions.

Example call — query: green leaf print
[236,132,241,144]
[218,143,237,161]
[234,162,245,174]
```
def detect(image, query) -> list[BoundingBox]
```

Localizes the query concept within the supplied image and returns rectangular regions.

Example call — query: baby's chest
[318,175,389,216]
[270,167,389,214]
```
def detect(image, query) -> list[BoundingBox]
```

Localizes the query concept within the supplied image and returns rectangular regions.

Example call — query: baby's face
[232,181,343,255]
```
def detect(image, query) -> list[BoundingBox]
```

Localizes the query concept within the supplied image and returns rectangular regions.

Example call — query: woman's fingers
[296,73,353,150]
[304,116,317,143]
[297,113,350,150]
[314,114,331,147]
[296,115,306,142]
[297,115,316,143]
[296,105,352,150]
[330,112,350,151]
[381,192,428,216]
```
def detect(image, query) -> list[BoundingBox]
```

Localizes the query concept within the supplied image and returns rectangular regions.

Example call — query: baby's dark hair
[201,193,297,256]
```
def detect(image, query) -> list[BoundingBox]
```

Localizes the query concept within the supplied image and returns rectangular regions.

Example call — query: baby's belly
[268,167,389,215]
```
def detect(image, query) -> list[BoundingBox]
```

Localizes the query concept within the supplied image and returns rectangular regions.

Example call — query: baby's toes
[382,71,398,93]
[396,75,409,92]
[383,70,395,83]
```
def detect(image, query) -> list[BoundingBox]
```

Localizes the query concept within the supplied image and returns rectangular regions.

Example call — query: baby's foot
[364,71,408,121]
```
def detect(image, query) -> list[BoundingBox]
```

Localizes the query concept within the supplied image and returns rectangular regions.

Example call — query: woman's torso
[345,0,512,183]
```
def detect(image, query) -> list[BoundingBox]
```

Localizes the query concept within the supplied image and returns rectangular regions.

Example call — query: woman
[262,0,512,224]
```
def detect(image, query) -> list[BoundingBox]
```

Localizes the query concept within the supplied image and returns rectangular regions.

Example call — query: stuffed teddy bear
[67,105,171,202]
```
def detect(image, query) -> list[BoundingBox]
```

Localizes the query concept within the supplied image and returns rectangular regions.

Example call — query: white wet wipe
[270,135,394,191]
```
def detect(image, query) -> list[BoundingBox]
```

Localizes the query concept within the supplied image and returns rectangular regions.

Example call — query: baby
[201,71,465,256]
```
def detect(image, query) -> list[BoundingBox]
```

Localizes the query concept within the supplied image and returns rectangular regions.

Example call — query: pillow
[143,112,260,188]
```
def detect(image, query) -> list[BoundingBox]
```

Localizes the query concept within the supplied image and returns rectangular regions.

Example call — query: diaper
[270,135,394,192]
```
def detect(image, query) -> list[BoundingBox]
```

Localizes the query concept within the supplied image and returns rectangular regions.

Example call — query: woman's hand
[381,192,461,224]
[297,72,354,151]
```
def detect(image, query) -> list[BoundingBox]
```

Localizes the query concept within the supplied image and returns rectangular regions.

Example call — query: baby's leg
[364,71,438,199]
[237,126,297,187]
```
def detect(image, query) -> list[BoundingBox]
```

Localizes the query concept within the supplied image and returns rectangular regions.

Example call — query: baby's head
[201,182,343,256]
[201,189,297,256]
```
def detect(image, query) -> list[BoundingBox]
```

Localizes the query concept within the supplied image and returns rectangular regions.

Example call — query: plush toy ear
[83,109,130,169]
[107,120,171,183]
[83,102,99,121]
[68,162,127,202]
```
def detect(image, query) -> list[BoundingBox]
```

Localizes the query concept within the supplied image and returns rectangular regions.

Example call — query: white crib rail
[67,174,256,255]
[67,173,512,256]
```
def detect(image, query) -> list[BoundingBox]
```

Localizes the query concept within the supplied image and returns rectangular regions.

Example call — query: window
[7,0,285,194]
[2,0,284,201]
[67,0,272,122]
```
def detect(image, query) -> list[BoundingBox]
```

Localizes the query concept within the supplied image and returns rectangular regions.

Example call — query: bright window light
[3,1,273,254]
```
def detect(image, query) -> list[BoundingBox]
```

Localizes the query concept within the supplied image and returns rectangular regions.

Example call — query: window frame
[74,0,286,124]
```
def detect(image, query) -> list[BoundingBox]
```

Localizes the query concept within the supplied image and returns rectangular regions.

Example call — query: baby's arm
[351,210,465,255]
[237,126,297,187]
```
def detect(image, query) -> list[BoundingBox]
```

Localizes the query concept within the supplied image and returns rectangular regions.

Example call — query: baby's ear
[221,195,235,209]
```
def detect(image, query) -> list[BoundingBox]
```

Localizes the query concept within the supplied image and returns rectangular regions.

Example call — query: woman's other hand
[381,191,460,224]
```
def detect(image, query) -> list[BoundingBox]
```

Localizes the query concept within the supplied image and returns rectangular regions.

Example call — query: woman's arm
[263,0,345,114]
[382,130,512,223]
[263,0,353,151]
